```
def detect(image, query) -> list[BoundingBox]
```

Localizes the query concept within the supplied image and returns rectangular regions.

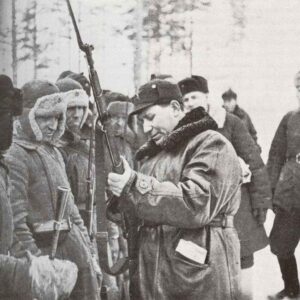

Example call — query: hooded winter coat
[267,109,300,211]
[6,95,100,300]
[124,107,242,300]
[209,106,271,261]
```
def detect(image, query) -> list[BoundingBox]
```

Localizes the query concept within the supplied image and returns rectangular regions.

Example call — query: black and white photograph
[0,0,300,299]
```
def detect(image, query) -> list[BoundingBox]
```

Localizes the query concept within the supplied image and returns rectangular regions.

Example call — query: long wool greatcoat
[0,157,32,299]
[267,109,300,211]
[210,107,271,259]
[125,107,242,300]
[6,116,100,300]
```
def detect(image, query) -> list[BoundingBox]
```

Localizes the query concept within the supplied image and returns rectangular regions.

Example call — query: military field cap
[130,79,183,116]
[178,76,209,96]
[222,88,237,100]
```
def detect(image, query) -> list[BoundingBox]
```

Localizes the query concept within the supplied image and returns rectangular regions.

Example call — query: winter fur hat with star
[28,93,67,142]
[60,89,89,129]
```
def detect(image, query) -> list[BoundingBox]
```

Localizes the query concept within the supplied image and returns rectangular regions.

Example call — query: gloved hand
[252,207,267,225]
[107,156,133,197]
[29,253,78,300]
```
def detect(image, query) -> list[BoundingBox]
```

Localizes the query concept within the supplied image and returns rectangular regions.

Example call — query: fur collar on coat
[135,106,218,160]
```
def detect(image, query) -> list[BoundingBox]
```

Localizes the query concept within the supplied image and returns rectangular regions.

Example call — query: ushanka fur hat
[178,76,209,96]
[28,93,67,142]
[61,89,89,129]
[56,78,83,92]
[22,80,60,109]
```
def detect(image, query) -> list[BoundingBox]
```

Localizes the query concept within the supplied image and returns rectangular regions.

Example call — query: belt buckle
[296,153,300,164]
[221,215,227,228]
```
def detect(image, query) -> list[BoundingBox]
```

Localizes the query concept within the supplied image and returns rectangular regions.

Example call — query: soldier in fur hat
[6,88,100,299]
[57,70,91,96]
[178,76,272,300]
[0,74,79,299]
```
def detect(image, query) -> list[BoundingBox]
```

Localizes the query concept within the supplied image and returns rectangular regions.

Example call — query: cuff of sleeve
[122,170,138,195]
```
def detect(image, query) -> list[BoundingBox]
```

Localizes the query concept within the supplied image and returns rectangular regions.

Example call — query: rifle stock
[50,186,70,260]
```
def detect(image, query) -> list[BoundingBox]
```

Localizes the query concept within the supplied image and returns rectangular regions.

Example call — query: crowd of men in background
[0,69,299,300]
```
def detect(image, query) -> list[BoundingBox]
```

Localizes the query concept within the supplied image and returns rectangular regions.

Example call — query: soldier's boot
[268,255,300,300]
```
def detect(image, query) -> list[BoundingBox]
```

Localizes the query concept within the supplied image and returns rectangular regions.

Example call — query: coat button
[139,180,148,189]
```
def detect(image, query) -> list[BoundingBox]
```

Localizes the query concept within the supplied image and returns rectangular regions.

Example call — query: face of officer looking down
[182,91,208,113]
[36,115,60,142]
[138,100,185,146]
[66,105,85,132]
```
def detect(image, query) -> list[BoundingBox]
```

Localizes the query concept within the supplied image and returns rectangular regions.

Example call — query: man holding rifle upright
[107,79,242,300]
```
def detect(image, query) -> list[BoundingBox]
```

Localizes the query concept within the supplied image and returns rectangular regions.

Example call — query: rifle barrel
[66,0,84,50]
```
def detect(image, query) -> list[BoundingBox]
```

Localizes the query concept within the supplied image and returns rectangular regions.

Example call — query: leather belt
[209,215,234,228]
[286,153,300,164]
[32,218,72,234]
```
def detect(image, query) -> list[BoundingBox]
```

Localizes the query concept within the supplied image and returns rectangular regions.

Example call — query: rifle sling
[95,126,129,275]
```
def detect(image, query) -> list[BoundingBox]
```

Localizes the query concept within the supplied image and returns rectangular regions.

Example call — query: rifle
[66,0,136,280]
[50,186,70,260]
[86,102,96,237]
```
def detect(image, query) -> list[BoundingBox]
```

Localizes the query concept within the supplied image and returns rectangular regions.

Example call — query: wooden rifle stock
[50,186,70,260]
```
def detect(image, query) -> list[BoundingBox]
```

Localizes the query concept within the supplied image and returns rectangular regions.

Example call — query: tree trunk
[32,0,38,79]
[188,0,194,75]
[153,3,161,74]
[133,0,143,92]
[77,0,82,72]
[11,0,18,85]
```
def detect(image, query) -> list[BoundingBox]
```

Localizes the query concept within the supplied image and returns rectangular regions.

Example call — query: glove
[29,253,78,300]
[252,207,267,225]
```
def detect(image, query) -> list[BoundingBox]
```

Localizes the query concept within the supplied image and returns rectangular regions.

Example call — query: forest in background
[1,0,300,159]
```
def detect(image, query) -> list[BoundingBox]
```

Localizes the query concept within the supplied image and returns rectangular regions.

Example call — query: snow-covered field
[254,212,300,299]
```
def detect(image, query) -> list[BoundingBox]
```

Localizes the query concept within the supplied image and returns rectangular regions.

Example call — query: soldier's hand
[252,207,267,225]
[108,156,132,197]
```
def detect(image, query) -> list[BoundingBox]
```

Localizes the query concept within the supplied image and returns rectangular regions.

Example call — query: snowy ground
[253,212,300,300]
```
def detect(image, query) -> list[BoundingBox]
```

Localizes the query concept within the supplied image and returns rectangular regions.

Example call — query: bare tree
[11,0,18,84]
[133,0,143,91]
[230,0,246,42]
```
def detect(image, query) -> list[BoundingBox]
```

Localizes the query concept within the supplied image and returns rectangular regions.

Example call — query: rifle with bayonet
[66,0,138,286]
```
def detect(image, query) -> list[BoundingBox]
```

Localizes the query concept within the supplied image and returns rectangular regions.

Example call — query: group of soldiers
[0,69,299,300]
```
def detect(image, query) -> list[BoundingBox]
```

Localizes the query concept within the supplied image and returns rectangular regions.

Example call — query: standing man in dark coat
[266,71,300,300]
[178,76,271,300]
[222,88,259,147]
[107,80,242,300]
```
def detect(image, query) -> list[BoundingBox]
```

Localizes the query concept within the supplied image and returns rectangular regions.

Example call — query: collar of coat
[233,105,246,119]
[135,106,218,160]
